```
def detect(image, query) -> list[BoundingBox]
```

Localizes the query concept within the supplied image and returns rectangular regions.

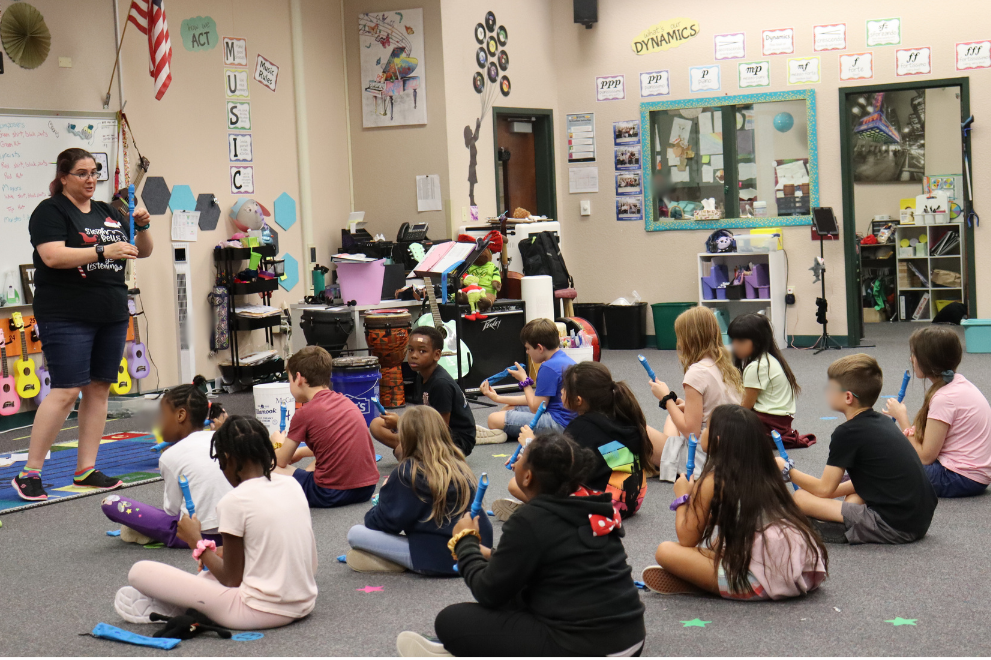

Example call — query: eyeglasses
[69,171,99,181]
[826,383,860,398]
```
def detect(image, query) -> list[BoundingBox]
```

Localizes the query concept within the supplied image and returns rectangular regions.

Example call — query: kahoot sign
[632,18,700,55]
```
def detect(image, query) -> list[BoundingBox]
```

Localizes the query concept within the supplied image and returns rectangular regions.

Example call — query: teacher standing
[12,148,153,501]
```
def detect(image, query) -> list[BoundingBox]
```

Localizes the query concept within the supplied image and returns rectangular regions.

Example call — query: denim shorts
[38,319,129,388]
[504,405,566,432]
[924,460,989,498]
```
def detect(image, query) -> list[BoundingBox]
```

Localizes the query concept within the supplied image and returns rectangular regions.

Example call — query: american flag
[127,0,172,100]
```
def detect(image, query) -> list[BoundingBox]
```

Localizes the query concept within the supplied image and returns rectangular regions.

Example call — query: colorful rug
[0,432,161,514]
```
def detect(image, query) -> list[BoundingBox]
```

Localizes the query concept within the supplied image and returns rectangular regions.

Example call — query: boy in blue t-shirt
[478,318,577,443]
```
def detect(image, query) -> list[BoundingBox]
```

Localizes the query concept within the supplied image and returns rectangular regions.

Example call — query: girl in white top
[114,416,318,630]
[650,306,742,481]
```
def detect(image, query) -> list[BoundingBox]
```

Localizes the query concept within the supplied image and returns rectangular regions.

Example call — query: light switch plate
[58,57,72,68]
[580,200,591,216]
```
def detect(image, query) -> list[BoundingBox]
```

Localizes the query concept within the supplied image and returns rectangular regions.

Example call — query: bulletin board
[0,109,119,303]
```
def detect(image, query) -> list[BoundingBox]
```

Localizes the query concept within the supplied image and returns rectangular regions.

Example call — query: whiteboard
[0,110,118,304]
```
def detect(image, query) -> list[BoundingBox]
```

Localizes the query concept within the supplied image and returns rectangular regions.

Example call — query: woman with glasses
[12,148,154,502]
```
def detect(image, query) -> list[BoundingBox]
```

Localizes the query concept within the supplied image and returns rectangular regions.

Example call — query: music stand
[812,207,842,355]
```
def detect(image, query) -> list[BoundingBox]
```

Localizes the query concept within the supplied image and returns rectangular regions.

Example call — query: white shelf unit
[894,223,965,322]
[698,251,786,347]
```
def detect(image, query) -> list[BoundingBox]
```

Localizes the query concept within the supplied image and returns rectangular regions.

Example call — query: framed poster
[359,9,427,127]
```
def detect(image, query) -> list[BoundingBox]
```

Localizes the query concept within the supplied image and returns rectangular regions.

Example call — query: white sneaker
[118,525,154,545]
[346,548,407,573]
[396,631,452,657]
[474,426,508,444]
[114,586,184,624]
[492,497,523,522]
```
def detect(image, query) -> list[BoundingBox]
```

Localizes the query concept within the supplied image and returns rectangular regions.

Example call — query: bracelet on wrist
[135,222,150,232]
[192,539,216,561]
[448,528,481,560]
[518,377,534,390]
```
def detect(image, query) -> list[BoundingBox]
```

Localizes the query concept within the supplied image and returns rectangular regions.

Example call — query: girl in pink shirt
[885,326,991,497]
[641,404,827,600]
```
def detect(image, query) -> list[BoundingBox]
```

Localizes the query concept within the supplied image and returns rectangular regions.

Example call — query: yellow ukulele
[11,313,40,399]
[109,357,132,395]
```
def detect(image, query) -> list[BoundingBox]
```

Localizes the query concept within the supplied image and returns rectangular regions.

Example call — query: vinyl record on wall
[475,23,486,44]
[486,35,498,56]
[485,11,496,33]
[498,50,509,71]
[473,72,485,94]
[487,62,499,83]
[476,47,487,68]
[500,75,511,96]
[497,25,508,46]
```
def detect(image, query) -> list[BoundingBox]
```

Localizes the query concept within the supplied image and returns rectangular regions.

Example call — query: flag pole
[103,17,130,108]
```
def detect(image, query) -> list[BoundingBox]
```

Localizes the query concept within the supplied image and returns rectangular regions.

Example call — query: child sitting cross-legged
[272,346,379,508]
[370,326,477,458]
[477,318,577,444]
[346,406,493,574]
[114,417,318,630]
[101,384,231,548]
[787,354,937,544]
[641,404,827,600]
[883,326,991,498]
[396,433,645,657]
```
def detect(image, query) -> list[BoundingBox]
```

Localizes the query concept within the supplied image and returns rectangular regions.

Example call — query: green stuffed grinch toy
[458,274,491,321]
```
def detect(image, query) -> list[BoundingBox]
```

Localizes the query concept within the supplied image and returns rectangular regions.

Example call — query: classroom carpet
[2,323,991,656]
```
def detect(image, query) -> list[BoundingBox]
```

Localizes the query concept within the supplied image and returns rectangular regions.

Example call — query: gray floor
[3,323,991,656]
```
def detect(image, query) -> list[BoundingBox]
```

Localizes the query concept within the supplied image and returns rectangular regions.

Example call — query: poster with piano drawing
[360,10,427,127]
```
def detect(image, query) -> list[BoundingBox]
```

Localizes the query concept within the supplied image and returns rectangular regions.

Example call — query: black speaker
[574,0,597,28]
[440,299,528,391]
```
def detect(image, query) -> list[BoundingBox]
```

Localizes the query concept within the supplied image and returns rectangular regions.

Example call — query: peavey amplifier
[440,299,527,392]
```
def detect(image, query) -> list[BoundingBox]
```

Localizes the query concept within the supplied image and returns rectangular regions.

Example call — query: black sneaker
[812,518,849,544]
[73,469,123,490]
[12,474,48,501]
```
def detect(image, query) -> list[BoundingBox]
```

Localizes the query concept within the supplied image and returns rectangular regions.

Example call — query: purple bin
[701,265,729,300]
[744,264,770,299]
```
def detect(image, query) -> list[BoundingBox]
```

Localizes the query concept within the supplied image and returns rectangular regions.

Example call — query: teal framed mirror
[640,89,818,231]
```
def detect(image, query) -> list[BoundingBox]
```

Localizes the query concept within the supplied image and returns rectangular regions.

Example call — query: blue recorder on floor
[471,473,489,519]
[637,354,656,382]
[507,402,546,470]
[771,431,799,491]
[371,396,386,416]
[685,433,698,479]
[128,184,135,244]
[178,473,196,517]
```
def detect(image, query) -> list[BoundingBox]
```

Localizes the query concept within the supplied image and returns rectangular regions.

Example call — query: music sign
[596,75,626,101]
[639,70,670,97]
[896,47,931,76]
[738,61,770,88]
[956,40,991,70]
[689,65,720,93]
[788,57,821,85]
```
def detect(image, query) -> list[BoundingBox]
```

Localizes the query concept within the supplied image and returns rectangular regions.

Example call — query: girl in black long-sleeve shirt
[396,433,646,657]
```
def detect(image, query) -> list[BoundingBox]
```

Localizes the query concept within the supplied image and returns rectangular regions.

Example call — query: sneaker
[73,469,123,490]
[812,518,849,544]
[492,497,522,522]
[346,548,407,573]
[119,525,154,546]
[114,586,184,624]
[11,474,47,501]
[475,426,508,445]
[640,566,707,595]
[396,631,452,657]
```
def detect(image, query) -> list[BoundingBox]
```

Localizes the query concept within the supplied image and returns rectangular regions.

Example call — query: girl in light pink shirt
[885,326,991,498]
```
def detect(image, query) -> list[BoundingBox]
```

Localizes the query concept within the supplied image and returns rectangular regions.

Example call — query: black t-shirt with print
[414,365,476,457]
[29,195,130,323]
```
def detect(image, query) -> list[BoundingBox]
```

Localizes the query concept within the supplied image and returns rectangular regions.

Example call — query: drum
[331,356,381,426]
[363,310,412,369]
[300,307,354,357]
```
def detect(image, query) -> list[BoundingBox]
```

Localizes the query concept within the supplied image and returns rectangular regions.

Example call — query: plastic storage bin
[651,303,696,350]
[962,319,991,353]
[744,264,770,299]
[701,264,730,300]
[336,259,385,305]
[603,302,648,350]
[734,233,780,253]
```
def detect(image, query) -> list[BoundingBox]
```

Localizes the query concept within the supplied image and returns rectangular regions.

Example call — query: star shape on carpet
[492,453,510,457]
[680,618,710,628]
[885,618,917,626]
[356,586,384,593]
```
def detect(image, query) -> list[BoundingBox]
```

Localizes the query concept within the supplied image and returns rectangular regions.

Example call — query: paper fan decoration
[1,2,51,70]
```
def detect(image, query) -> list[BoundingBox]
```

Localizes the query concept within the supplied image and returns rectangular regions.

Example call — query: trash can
[651,303,696,350]
[603,302,648,350]
[573,303,607,347]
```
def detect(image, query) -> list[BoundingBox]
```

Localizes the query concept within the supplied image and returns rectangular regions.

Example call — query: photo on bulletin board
[616,196,643,221]
[614,146,640,170]
[616,172,642,196]
[358,9,427,127]
[613,120,640,145]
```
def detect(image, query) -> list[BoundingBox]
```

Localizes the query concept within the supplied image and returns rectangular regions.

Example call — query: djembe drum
[364,310,412,408]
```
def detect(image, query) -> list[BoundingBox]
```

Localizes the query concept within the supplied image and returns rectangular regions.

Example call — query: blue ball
[773,112,795,132]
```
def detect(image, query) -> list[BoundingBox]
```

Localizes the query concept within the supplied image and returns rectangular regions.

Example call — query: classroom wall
[343,0,451,242]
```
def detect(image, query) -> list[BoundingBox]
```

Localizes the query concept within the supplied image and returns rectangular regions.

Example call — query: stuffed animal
[457,274,491,321]
[457,231,504,298]
[229,199,271,232]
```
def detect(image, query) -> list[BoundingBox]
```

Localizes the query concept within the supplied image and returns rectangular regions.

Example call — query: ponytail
[909,326,963,437]
[50,148,95,196]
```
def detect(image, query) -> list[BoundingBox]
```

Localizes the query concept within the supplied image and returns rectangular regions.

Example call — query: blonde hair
[674,306,742,393]
[398,406,477,524]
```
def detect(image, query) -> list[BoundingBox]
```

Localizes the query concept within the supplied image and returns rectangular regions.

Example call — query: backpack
[518,231,573,291]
